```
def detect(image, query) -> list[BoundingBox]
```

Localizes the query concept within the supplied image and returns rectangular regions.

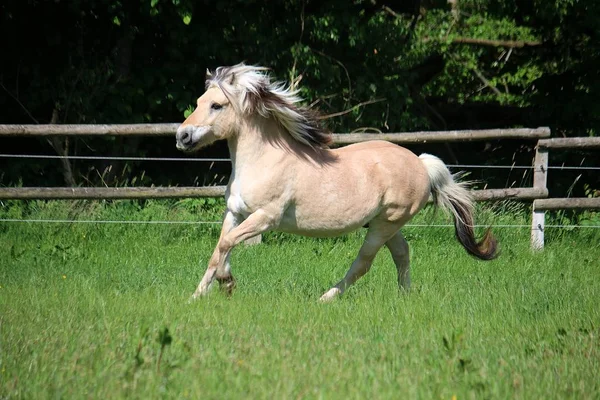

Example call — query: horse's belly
[276,201,379,237]
[276,220,365,237]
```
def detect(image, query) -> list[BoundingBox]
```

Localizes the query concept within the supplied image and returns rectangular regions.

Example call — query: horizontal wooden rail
[5,123,600,250]
[0,186,226,200]
[0,186,545,201]
[537,137,600,149]
[472,187,548,201]
[534,198,600,211]
[331,128,550,144]
[0,124,551,142]
[0,124,181,136]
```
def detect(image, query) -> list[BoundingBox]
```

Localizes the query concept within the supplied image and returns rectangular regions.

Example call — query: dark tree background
[1,0,598,198]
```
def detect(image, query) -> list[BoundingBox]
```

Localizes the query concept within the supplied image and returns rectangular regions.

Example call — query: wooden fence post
[531,145,549,250]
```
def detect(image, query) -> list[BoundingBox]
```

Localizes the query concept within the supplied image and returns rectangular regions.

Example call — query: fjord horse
[176,64,498,301]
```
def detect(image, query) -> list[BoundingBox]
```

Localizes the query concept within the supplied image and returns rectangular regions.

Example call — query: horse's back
[333,140,412,156]
[332,140,427,183]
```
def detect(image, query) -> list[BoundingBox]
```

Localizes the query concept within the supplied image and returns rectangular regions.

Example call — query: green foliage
[0,0,598,194]
[2,0,597,131]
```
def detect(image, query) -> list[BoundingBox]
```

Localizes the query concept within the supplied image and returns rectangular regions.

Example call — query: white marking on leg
[319,288,341,302]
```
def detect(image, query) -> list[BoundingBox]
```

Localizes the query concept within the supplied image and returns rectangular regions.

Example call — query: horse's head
[176,63,331,152]
[176,80,238,153]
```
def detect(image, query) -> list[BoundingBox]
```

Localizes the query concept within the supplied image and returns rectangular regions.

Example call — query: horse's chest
[226,192,252,217]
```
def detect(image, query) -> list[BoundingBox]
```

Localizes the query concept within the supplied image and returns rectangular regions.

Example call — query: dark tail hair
[419,154,498,260]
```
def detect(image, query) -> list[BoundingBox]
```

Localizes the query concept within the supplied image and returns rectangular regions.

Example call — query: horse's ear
[228,72,236,85]
[205,68,213,79]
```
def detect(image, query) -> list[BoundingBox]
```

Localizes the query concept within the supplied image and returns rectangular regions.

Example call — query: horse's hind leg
[385,231,410,291]
[319,222,398,302]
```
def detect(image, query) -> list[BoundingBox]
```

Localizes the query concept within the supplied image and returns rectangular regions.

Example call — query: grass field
[1,200,599,399]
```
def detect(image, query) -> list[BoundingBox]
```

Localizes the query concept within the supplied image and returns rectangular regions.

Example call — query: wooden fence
[1,124,599,249]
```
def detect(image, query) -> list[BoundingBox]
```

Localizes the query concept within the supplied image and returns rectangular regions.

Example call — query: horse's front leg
[192,210,238,297]
[192,209,277,299]
[214,211,239,295]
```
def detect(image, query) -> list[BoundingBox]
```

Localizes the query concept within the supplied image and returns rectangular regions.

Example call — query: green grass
[1,200,599,399]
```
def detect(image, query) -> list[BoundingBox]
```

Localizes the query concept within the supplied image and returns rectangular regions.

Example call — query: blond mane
[206,63,331,149]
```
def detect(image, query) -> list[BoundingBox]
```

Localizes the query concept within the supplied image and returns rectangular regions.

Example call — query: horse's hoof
[217,276,236,296]
[319,288,341,302]
[188,289,205,302]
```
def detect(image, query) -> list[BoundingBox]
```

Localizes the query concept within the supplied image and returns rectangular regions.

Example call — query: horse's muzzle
[176,125,210,151]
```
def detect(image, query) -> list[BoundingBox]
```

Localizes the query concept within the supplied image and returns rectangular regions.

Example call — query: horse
[176,63,498,301]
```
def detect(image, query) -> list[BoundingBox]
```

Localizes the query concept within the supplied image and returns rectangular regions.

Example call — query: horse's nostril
[178,130,191,144]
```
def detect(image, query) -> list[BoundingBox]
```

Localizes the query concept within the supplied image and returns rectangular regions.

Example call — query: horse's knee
[217,238,233,254]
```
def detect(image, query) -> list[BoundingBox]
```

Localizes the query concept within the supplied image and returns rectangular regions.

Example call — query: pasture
[1,200,599,399]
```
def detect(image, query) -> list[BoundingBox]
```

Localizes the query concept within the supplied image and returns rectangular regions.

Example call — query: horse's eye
[211,103,223,111]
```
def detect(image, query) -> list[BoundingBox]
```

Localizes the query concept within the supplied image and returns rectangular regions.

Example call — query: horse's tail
[419,153,498,260]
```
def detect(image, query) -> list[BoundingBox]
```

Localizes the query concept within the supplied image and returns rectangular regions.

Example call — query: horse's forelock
[205,63,331,148]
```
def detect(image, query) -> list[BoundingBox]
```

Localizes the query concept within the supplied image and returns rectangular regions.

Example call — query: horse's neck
[228,118,303,175]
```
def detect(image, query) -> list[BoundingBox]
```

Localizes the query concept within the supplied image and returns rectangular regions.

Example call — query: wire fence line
[0,218,220,225]
[0,218,598,229]
[1,153,599,171]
